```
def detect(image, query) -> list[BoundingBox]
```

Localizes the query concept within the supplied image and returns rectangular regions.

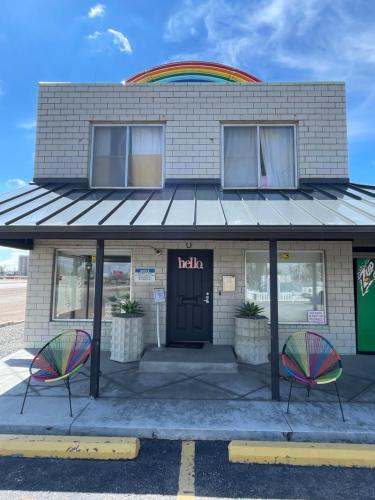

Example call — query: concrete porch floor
[1,348,375,441]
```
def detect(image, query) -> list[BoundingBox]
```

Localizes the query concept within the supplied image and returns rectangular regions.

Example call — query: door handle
[203,292,210,304]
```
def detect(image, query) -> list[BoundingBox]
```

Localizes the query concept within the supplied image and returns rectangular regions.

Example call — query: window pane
[128,126,162,187]
[259,126,295,187]
[102,258,131,320]
[92,126,126,187]
[224,127,258,187]
[53,253,131,320]
[54,253,92,319]
[246,252,270,317]
[246,251,325,323]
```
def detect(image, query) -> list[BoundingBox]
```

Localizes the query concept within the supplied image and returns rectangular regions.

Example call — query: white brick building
[0,61,374,400]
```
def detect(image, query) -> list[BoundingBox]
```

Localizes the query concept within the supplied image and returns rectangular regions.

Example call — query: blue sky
[0,0,374,267]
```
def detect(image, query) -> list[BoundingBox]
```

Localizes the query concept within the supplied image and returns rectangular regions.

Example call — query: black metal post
[269,240,280,401]
[90,239,104,398]
[65,379,73,417]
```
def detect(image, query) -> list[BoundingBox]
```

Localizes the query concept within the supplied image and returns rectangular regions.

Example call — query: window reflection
[245,251,325,323]
[53,252,131,320]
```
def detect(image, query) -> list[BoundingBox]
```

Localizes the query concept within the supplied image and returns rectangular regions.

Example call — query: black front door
[167,250,213,343]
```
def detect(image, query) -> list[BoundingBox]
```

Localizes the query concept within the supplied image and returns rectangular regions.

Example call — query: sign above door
[178,257,204,270]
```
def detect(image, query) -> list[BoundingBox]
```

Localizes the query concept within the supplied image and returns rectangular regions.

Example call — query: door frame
[166,249,214,344]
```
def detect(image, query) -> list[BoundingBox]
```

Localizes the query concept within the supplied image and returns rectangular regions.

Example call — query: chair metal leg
[286,379,293,413]
[306,385,311,399]
[335,381,345,422]
[20,376,31,414]
[65,379,73,418]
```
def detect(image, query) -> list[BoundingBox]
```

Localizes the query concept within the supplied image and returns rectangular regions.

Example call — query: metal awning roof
[0,182,374,243]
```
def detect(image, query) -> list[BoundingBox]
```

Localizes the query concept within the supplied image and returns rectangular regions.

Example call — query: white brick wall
[24,239,356,354]
[34,82,349,181]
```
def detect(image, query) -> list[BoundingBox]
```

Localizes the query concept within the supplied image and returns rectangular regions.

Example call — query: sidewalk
[1,349,375,443]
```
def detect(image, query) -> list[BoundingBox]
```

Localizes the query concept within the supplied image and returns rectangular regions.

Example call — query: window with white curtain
[224,127,258,187]
[223,125,296,188]
[92,127,126,187]
[128,126,163,187]
[91,125,163,187]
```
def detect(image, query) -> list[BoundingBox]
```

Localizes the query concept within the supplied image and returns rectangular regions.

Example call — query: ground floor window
[245,251,326,323]
[53,252,131,320]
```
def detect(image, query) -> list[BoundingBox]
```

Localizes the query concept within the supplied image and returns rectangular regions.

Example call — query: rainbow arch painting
[124,61,261,84]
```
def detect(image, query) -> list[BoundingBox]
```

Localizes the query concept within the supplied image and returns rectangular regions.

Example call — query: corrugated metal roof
[0,182,374,240]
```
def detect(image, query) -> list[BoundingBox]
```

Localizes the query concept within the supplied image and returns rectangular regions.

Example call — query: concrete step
[139,344,238,373]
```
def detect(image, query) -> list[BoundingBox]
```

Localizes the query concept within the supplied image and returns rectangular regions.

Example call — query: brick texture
[34,82,349,181]
[24,240,356,354]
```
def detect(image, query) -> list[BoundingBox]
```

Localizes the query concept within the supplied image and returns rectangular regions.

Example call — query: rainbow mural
[124,61,261,84]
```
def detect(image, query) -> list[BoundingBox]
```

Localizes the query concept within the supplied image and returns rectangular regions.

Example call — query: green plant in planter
[117,295,144,317]
[237,301,265,318]
[108,294,128,315]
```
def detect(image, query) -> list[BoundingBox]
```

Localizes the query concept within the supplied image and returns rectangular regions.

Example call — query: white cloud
[2,179,27,191]
[87,29,132,54]
[17,120,36,130]
[107,29,132,53]
[164,0,375,76]
[164,0,375,139]
[88,3,106,18]
[88,30,101,40]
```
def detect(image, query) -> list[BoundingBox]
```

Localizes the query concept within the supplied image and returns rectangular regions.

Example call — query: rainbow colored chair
[281,331,345,421]
[20,329,92,417]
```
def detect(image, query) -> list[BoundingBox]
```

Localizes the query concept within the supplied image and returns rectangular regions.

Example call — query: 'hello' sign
[178,257,204,269]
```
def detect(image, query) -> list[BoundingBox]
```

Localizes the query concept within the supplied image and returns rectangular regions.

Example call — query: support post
[269,239,280,401]
[90,239,104,399]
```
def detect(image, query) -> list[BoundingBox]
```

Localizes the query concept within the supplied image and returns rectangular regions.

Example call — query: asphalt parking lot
[0,439,374,499]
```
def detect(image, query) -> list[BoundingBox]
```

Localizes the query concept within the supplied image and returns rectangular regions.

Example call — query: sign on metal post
[154,288,165,348]
[154,288,165,303]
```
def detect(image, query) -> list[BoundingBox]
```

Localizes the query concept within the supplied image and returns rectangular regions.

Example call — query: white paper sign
[223,275,236,292]
[307,310,326,324]
[134,268,156,282]
[154,288,165,303]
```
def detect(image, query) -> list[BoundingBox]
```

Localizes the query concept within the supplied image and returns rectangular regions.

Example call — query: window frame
[221,124,298,189]
[51,248,133,322]
[89,123,165,189]
[244,249,327,325]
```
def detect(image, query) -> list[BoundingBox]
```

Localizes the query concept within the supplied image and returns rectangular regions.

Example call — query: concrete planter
[234,316,269,365]
[110,314,144,363]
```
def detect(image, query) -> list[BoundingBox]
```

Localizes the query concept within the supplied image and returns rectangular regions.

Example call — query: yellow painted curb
[229,441,375,468]
[177,441,195,499]
[0,435,140,460]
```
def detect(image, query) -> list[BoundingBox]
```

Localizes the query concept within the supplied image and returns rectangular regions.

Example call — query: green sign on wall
[356,258,375,352]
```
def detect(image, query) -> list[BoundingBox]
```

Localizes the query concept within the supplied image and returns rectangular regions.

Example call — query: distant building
[18,255,28,276]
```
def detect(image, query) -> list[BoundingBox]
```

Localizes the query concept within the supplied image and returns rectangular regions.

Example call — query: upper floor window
[223,125,296,188]
[91,125,163,188]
